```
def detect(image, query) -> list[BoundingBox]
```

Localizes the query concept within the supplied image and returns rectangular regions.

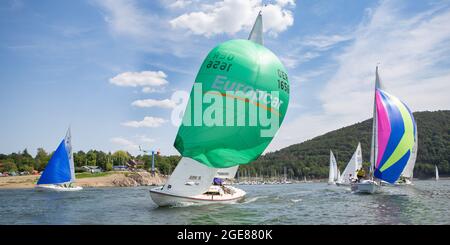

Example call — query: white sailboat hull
[35,184,83,192]
[335,182,351,187]
[351,180,380,194]
[150,185,246,207]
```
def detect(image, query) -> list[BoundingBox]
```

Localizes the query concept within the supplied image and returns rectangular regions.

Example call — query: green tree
[86,150,97,166]
[112,150,130,166]
[0,161,18,173]
[35,148,50,171]
[74,151,86,167]
[95,151,108,170]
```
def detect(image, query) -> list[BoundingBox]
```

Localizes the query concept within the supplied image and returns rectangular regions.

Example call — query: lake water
[0,180,449,224]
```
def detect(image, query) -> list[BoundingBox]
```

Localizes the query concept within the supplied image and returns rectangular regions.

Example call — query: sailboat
[35,128,82,191]
[328,150,339,185]
[150,11,290,206]
[336,143,362,186]
[352,67,417,194]
[435,165,439,181]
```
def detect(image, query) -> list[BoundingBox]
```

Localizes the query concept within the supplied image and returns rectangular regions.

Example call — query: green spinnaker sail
[174,39,290,168]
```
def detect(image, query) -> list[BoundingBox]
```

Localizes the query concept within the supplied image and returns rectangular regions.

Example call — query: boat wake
[240,196,267,204]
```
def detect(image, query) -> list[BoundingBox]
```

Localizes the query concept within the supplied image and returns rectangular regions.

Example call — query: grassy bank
[75,172,112,179]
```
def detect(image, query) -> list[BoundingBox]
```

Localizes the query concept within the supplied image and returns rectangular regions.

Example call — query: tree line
[0,149,180,176]
[1,110,448,180]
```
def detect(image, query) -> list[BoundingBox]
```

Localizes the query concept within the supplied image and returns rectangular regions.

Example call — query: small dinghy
[35,128,82,192]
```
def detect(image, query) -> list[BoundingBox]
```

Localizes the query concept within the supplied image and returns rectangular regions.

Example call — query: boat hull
[149,186,246,207]
[351,180,380,194]
[335,182,351,187]
[35,184,83,192]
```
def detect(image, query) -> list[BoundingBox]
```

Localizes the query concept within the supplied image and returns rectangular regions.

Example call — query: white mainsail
[328,150,338,184]
[64,127,76,183]
[215,166,239,180]
[401,122,418,180]
[161,157,218,197]
[339,142,362,184]
[435,165,439,181]
[369,67,382,178]
[248,11,263,45]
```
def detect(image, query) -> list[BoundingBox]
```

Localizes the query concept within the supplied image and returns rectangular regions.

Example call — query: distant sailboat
[328,150,339,185]
[352,67,417,194]
[35,128,82,191]
[337,143,362,186]
[435,165,439,181]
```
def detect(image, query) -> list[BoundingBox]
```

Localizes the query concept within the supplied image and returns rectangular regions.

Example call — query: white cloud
[131,98,177,109]
[167,0,192,9]
[302,34,353,51]
[170,0,295,37]
[94,0,155,38]
[136,135,155,144]
[267,0,450,152]
[122,116,167,128]
[110,137,139,151]
[110,71,168,87]
[142,87,166,93]
[276,0,295,7]
[280,51,320,68]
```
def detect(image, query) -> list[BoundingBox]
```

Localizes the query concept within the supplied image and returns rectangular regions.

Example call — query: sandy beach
[0,172,167,189]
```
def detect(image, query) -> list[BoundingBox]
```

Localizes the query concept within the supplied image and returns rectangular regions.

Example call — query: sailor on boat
[356,168,366,183]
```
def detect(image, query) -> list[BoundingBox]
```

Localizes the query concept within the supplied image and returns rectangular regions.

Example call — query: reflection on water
[0,180,449,224]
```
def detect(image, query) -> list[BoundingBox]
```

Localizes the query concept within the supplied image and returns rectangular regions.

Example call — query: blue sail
[37,139,72,185]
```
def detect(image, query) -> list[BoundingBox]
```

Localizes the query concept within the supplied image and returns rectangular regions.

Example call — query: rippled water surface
[1,180,449,224]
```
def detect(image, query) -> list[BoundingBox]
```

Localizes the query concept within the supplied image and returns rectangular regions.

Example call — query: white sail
[369,67,382,178]
[64,127,76,183]
[435,165,439,181]
[328,150,337,184]
[161,157,218,197]
[339,142,362,184]
[215,166,239,180]
[401,123,418,179]
[248,11,263,45]
[336,168,340,182]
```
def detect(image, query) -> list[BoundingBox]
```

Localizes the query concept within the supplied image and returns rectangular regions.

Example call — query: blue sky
[1,0,450,156]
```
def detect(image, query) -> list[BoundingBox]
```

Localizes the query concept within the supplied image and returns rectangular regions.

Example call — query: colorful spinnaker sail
[174,13,290,169]
[37,128,75,185]
[371,67,417,184]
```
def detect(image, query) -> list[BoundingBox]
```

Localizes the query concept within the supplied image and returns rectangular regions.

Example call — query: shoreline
[0,171,167,189]
[1,174,446,190]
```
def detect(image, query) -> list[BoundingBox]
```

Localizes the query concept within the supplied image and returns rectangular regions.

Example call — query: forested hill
[241,110,450,179]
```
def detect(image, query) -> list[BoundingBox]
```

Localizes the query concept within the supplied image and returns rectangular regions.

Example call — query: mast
[66,127,76,183]
[370,66,381,179]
